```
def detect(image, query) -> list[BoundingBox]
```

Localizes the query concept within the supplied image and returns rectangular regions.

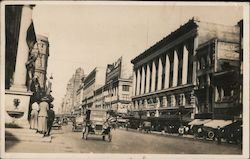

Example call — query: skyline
[31,4,243,113]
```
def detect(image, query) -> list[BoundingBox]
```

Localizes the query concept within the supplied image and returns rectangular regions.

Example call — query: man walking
[47,104,55,136]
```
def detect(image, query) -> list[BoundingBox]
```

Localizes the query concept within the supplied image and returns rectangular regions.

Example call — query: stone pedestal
[5,90,33,128]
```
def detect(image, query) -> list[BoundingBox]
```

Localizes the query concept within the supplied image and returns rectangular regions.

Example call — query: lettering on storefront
[217,42,239,60]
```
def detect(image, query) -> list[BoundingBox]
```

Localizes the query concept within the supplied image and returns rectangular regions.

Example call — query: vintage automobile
[52,116,63,130]
[72,115,84,132]
[141,121,151,133]
[82,109,112,142]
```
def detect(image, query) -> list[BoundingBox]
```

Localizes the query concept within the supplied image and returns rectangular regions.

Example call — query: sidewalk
[5,128,52,143]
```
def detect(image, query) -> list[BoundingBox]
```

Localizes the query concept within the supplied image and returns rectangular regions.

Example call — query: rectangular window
[122,85,129,91]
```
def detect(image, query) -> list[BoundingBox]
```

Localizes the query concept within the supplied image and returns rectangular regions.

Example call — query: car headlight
[91,124,95,129]
[103,123,109,129]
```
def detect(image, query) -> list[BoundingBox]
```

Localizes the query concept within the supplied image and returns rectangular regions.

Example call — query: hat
[41,96,50,101]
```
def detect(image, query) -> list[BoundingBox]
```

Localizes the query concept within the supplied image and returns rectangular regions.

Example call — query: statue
[25,53,37,91]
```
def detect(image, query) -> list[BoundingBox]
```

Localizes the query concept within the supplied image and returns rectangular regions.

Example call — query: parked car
[52,116,63,130]
[141,121,151,133]
[82,109,112,142]
[72,116,84,132]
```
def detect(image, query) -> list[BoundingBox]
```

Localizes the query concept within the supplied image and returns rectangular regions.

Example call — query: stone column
[10,5,34,91]
[172,51,179,87]
[157,58,163,90]
[140,66,145,94]
[151,61,156,92]
[164,54,170,89]
[156,97,160,108]
[180,93,186,106]
[170,95,176,107]
[133,71,136,96]
[182,45,189,85]
[144,99,148,109]
[136,69,141,95]
[192,36,198,85]
[145,64,150,93]
[162,96,167,107]
[190,91,197,119]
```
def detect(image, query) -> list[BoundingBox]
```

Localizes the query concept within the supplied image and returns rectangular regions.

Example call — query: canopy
[188,119,212,126]
[203,120,233,129]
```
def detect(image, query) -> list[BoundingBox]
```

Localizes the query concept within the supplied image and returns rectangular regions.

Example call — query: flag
[26,20,37,52]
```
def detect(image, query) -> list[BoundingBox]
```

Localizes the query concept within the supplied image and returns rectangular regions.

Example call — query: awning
[203,120,233,129]
[188,119,212,126]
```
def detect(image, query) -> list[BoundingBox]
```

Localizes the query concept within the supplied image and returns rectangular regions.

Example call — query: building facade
[93,57,133,114]
[31,34,50,90]
[82,67,106,109]
[130,18,242,128]
[61,68,84,115]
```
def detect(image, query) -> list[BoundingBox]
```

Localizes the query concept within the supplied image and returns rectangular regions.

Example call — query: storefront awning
[203,120,233,129]
[188,119,212,126]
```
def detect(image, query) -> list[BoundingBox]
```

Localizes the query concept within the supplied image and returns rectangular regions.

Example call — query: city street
[6,124,242,154]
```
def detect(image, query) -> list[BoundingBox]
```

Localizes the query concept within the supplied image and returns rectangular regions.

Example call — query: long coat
[38,101,49,132]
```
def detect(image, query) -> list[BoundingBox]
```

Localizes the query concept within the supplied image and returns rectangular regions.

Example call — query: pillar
[151,61,156,92]
[157,58,163,90]
[145,64,150,93]
[193,37,198,85]
[136,69,141,95]
[170,95,176,107]
[182,45,189,85]
[133,71,136,96]
[172,50,179,87]
[140,66,145,94]
[10,5,34,91]
[156,97,160,108]
[144,99,148,108]
[162,96,167,107]
[164,54,170,89]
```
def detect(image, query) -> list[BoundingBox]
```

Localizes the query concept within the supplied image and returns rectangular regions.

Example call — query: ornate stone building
[130,18,242,127]
[31,35,50,90]
[93,57,133,114]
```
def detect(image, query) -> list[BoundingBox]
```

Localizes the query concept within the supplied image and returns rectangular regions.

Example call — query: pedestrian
[30,100,40,131]
[38,96,49,137]
[47,103,55,136]
[217,126,222,144]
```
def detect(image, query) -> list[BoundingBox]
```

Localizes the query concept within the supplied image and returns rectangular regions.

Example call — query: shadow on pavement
[5,131,20,152]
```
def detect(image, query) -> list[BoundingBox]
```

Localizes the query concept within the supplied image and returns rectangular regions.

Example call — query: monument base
[5,89,33,128]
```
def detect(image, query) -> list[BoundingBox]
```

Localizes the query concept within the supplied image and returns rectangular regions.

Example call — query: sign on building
[217,42,239,61]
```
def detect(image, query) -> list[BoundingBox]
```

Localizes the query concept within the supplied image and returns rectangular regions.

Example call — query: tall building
[61,68,84,115]
[130,17,242,130]
[82,67,106,109]
[100,56,133,114]
[31,34,50,90]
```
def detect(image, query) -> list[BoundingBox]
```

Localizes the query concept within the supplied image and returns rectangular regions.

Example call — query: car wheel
[208,131,215,139]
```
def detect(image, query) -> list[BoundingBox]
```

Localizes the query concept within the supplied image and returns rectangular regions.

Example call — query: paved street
[5,124,241,154]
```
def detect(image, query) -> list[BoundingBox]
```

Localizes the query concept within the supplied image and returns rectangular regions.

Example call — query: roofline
[131,17,199,64]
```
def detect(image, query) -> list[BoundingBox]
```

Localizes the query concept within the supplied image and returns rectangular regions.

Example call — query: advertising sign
[217,42,239,60]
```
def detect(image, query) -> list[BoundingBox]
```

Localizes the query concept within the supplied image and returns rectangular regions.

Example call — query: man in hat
[47,103,55,136]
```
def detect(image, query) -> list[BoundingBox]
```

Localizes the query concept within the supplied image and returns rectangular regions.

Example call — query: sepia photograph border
[0,1,249,159]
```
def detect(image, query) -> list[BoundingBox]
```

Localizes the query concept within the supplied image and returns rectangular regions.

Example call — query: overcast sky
[32,3,243,113]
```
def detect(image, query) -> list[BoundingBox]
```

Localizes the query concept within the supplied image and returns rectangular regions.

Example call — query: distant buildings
[60,68,84,115]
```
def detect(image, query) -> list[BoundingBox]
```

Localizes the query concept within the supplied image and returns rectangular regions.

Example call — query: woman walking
[30,101,40,130]
[38,96,49,137]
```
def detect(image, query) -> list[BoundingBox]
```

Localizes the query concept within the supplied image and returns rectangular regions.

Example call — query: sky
[32,3,243,113]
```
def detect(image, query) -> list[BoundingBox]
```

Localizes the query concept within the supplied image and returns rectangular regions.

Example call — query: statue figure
[25,53,37,91]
